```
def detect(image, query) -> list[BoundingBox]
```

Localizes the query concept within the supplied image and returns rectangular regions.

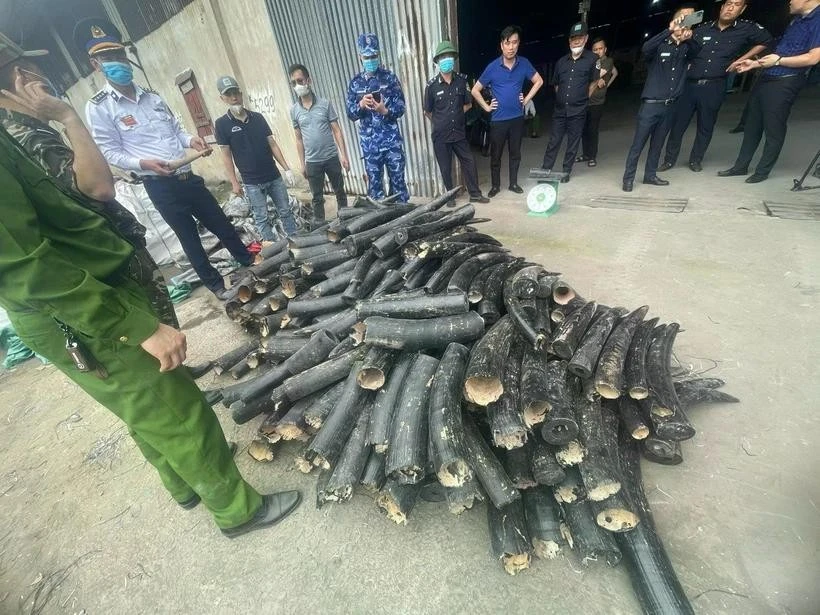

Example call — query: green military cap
[0,32,48,71]
[433,40,458,62]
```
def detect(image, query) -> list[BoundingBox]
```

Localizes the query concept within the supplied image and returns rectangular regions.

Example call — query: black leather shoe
[470,194,491,204]
[221,491,301,538]
[178,494,201,510]
[487,186,500,198]
[745,173,768,184]
[560,174,571,183]
[729,125,744,134]
[508,184,524,194]
[658,161,674,172]
[622,181,634,192]
[688,161,703,172]
[643,176,669,186]
[717,167,748,177]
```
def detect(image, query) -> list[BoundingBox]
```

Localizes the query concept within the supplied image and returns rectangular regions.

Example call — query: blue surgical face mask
[362,58,379,74]
[101,61,134,86]
[438,57,455,73]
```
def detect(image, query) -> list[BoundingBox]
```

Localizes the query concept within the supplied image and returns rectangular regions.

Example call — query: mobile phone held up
[680,9,704,28]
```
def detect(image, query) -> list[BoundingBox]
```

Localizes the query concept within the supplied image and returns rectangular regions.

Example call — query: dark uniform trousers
[664,78,726,165]
[489,117,525,188]
[581,104,604,160]
[623,100,676,184]
[733,74,805,177]
[433,137,482,197]
[142,174,252,292]
[305,155,347,222]
[541,111,587,173]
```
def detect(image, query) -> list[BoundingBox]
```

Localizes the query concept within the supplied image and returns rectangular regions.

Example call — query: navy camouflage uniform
[346,34,409,202]
[0,108,179,329]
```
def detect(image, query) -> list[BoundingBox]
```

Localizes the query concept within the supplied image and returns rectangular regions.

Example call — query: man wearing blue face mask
[76,18,256,301]
[424,40,490,205]
[346,33,410,202]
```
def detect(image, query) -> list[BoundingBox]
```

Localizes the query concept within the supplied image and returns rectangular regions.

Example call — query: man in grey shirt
[578,37,618,167]
[289,63,350,226]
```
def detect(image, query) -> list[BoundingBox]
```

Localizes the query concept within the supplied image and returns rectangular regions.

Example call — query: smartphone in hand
[680,9,704,28]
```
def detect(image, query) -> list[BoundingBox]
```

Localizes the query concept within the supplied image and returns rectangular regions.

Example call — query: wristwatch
[774,56,782,66]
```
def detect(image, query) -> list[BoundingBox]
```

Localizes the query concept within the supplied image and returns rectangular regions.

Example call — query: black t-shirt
[214,110,280,184]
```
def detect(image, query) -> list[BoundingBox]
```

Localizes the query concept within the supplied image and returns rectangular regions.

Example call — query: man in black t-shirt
[214,76,297,241]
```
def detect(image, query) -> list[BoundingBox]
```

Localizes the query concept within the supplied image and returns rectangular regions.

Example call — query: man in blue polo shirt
[471,25,544,198]
[215,76,297,241]
[718,0,820,183]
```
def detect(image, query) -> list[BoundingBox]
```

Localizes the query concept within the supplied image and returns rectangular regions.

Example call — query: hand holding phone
[680,10,704,29]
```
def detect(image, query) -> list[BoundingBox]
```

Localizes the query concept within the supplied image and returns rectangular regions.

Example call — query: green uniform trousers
[9,276,262,530]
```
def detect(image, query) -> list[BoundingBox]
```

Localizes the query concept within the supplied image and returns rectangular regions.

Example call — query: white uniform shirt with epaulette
[423,71,471,143]
[85,82,195,175]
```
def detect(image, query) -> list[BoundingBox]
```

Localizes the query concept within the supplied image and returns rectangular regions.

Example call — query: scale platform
[525,168,567,217]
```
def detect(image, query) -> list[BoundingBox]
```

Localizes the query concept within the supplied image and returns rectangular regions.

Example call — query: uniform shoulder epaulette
[426,75,438,85]
[89,90,109,105]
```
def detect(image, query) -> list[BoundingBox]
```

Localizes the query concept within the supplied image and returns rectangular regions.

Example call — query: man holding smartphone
[346,33,409,202]
[659,0,772,173]
[622,6,702,191]
[471,25,544,198]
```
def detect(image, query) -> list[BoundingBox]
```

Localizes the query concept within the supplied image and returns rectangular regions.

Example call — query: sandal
[575,155,587,163]
[587,159,597,167]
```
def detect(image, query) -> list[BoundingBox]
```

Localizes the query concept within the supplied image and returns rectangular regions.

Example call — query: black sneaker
[220,491,301,539]
[470,194,491,204]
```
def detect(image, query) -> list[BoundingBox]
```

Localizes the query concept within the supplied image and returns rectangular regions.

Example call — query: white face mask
[570,45,585,57]
[293,84,310,97]
[229,104,244,114]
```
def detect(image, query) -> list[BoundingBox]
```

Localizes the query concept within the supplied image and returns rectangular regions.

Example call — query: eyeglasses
[93,50,128,62]
[289,77,308,86]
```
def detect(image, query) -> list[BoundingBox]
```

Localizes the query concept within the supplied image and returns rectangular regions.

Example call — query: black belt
[644,98,677,105]
[142,172,192,182]
[688,77,724,85]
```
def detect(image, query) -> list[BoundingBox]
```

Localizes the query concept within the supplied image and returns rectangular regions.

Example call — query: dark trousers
[433,137,483,197]
[143,174,251,292]
[305,155,347,222]
[623,101,676,184]
[733,75,804,177]
[541,111,586,173]
[581,104,604,160]
[489,116,525,188]
[664,79,726,165]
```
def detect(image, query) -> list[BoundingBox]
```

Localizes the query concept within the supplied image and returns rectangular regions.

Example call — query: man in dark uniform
[622,7,702,192]
[424,40,490,205]
[77,18,255,300]
[0,34,300,537]
[719,0,820,183]
[540,22,599,183]
[658,0,772,173]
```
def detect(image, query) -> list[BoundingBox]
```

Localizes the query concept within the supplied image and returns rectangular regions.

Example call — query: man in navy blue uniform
[346,33,409,202]
[540,22,599,183]
[622,6,702,192]
[719,0,820,183]
[659,0,772,173]
[424,40,490,205]
[471,25,544,198]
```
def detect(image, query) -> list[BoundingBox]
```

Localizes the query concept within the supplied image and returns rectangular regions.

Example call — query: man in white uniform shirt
[76,18,254,300]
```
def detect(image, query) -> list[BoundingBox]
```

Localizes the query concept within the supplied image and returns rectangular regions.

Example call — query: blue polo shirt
[478,55,538,122]
[214,110,280,185]
[766,5,820,78]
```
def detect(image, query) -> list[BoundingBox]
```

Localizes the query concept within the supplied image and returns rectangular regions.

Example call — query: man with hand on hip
[471,25,544,198]
[215,75,298,240]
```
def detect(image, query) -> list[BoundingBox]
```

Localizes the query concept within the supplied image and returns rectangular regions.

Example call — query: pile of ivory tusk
[197,189,738,615]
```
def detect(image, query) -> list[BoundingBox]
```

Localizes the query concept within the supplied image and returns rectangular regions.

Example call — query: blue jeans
[243,177,297,240]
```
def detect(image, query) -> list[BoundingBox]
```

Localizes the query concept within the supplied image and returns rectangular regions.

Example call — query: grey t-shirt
[589,56,615,106]
[290,95,339,163]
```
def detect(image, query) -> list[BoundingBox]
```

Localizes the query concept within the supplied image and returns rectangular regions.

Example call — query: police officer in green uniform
[0,33,300,538]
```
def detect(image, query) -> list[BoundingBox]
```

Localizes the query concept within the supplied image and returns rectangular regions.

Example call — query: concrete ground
[1,87,818,615]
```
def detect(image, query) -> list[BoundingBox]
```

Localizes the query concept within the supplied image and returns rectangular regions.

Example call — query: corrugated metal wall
[265,0,455,199]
